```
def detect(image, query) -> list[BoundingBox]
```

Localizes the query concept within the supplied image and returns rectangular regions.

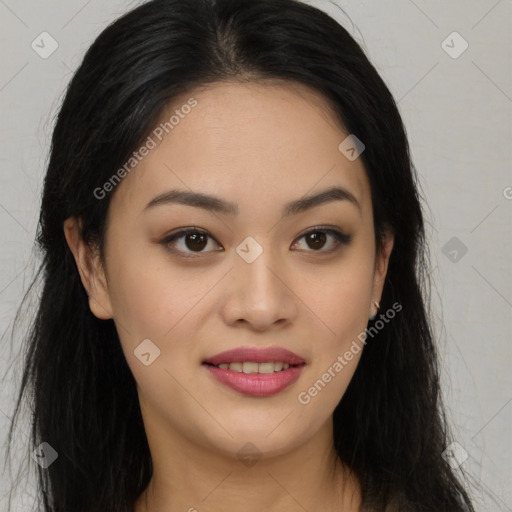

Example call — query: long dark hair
[5,0,475,510]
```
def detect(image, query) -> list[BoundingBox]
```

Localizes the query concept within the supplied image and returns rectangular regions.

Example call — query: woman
[7,0,476,510]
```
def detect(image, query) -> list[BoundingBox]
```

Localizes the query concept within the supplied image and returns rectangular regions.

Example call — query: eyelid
[294,224,350,241]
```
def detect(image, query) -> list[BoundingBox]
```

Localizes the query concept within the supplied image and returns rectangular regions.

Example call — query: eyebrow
[143,186,361,217]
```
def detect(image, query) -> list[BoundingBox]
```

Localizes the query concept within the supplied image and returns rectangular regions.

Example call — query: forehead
[110,80,370,219]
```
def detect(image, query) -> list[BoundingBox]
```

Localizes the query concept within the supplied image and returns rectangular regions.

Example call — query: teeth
[243,362,259,373]
[229,362,243,372]
[215,361,295,373]
[258,362,275,374]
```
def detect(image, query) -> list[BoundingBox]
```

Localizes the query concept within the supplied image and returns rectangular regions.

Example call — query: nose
[219,244,298,332]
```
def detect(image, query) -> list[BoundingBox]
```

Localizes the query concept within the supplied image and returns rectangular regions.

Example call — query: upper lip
[203,347,306,366]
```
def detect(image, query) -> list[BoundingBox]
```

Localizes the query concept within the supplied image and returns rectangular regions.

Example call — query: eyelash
[160,226,352,258]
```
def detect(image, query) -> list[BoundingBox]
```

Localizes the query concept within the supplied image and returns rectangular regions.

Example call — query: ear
[63,217,113,320]
[370,229,394,318]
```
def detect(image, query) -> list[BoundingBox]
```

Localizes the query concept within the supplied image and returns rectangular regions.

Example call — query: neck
[134,417,361,512]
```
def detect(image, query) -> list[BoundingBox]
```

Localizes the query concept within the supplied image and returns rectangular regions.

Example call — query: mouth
[202,347,306,397]
[205,360,304,372]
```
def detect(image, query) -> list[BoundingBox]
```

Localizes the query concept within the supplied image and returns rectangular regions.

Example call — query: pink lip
[204,365,304,396]
[202,347,306,397]
[203,347,306,366]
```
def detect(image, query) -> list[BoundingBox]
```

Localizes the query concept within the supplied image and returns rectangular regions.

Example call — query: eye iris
[306,232,326,250]
[186,232,207,251]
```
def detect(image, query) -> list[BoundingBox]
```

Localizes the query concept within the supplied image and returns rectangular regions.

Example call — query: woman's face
[67,81,393,460]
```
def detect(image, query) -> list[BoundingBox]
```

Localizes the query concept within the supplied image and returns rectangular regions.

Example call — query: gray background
[0,0,510,510]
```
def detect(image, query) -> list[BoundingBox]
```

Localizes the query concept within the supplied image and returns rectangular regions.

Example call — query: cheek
[296,249,374,404]
[104,242,220,378]
[107,241,199,330]
[105,246,211,405]
[109,262,173,337]
[304,255,375,342]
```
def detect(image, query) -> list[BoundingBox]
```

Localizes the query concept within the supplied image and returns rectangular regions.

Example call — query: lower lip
[203,364,305,396]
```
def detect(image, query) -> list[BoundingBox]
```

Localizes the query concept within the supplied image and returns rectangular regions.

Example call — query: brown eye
[184,232,208,251]
[292,227,352,253]
[161,228,222,256]
[305,231,327,250]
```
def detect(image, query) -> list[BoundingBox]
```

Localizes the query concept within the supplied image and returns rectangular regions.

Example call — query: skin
[64,80,394,512]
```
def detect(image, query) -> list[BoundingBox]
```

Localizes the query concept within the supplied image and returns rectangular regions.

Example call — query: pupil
[307,232,326,250]
[186,233,207,251]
